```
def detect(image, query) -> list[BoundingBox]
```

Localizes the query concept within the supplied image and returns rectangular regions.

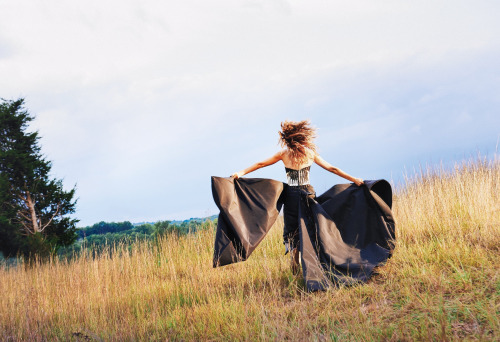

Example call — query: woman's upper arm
[259,151,282,167]
[314,154,335,171]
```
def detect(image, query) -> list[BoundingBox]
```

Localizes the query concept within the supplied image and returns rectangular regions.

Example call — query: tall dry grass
[0,158,499,341]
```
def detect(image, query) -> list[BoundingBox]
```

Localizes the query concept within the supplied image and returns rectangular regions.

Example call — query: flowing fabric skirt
[283,184,315,253]
[211,176,395,291]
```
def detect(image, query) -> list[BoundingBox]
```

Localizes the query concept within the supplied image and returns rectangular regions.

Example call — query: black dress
[211,170,395,291]
[283,166,315,253]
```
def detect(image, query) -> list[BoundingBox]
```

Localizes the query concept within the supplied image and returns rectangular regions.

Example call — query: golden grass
[1,158,499,341]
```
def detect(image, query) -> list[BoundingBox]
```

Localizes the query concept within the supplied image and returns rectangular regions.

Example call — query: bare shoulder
[314,154,333,169]
[305,148,318,161]
[277,150,288,166]
[266,150,283,163]
[273,150,285,159]
[307,148,318,157]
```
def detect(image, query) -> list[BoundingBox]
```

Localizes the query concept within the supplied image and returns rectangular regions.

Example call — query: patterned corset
[285,166,311,186]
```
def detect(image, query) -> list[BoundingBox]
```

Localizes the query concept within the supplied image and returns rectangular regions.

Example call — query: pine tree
[0,98,78,259]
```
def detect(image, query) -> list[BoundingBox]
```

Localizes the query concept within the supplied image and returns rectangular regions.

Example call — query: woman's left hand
[231,171,244,179]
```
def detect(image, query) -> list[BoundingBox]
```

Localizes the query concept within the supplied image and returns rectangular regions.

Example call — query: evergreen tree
[0,98,78,259]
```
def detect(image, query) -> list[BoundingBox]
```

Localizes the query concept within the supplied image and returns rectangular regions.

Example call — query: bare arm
[314,154,364,186]
[232,152,282,179]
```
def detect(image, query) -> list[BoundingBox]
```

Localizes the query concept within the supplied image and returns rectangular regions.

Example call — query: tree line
[58,219,216,259]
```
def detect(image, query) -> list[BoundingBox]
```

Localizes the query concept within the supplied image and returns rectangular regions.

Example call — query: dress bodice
[285,166,311,186]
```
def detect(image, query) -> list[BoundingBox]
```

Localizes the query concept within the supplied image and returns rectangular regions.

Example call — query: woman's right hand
[353,178,364,186]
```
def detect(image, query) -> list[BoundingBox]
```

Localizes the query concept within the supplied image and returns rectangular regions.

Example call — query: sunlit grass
[1,157,499,340]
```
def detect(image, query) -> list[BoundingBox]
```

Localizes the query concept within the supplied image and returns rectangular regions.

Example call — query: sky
[1,0,499,226]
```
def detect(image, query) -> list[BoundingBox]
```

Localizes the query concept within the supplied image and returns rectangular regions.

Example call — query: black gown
[211,170,395,291]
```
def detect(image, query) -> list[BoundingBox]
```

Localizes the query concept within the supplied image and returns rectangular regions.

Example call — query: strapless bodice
[285,166,311,186]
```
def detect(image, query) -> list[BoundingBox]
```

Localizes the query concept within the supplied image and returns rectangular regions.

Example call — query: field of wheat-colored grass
[1,158,499,341]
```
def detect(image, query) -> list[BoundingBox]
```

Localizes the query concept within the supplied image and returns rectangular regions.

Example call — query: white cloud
[1,0,499,225]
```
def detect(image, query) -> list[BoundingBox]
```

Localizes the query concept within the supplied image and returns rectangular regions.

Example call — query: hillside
[0,158,498,340]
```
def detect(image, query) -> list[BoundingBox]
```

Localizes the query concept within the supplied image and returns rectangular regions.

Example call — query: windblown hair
[279,120,317,166]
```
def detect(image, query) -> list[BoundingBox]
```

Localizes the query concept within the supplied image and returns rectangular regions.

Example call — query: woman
[231,120,364,273]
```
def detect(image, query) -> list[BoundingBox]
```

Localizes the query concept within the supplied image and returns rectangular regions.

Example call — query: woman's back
[280,149,315,170]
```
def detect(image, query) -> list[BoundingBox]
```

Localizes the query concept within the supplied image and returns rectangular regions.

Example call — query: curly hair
[279,120,317,166]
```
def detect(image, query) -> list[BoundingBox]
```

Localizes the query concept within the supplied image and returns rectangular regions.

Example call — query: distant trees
[77,221,135,238]
[76,220,195,242]
[57,219,217,259]
[0,98,78,259]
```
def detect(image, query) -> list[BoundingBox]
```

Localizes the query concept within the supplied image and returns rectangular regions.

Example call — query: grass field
[1,158,499,341]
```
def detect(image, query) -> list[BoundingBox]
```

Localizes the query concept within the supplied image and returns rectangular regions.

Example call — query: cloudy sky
[1,0,499,226]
